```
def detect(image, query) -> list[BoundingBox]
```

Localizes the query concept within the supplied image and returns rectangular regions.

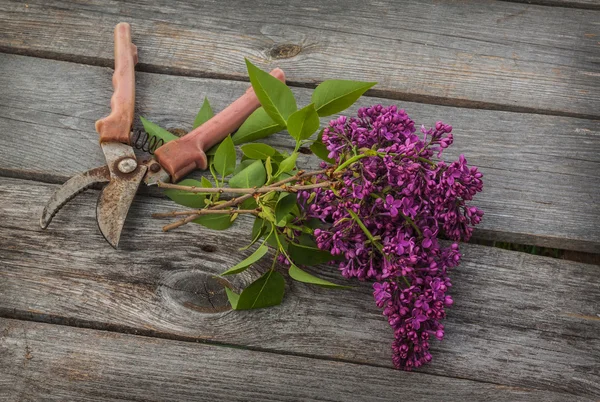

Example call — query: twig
[153,209,259,218]
[157,181,331,194]
[160,169,327,232]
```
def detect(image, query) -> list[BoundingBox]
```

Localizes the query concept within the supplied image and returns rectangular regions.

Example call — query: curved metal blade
[40,166,111,229]
[96,164,147,248]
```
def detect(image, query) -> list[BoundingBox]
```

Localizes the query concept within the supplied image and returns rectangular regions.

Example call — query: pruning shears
[40,23,285,248]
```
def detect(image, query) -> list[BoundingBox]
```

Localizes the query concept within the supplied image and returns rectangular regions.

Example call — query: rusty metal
[40,165,111,229]
[96,163,147,248]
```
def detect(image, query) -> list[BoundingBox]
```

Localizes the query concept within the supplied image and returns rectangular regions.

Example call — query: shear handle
[95,22,138,144]
[154,68,286,183]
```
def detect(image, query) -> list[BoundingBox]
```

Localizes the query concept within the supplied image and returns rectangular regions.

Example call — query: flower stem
[153,209,259,218]
[334,153,370,173]
[160,169,327,232]
[347,209,383,253]
[399,212,422,237]
[158,181,331,194]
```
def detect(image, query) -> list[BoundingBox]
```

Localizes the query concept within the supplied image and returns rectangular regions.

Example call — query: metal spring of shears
[131,129,164,154]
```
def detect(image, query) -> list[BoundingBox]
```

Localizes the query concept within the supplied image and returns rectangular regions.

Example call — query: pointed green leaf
[288,242,342,266]
[193,97,214,129]
[163,178,208,208]
[288,263,348,288]
[245,59,297,125]
[234,270,285,310]
[229,160,267,188]
[241,143,277,160]
[213,135,236,177]
[225,288,240,309]
[232,107,283,145]
[287,103,320,141]
[275,152,298,177]
[221,244,269,275]
[140,116,178,145]
[275,193,297,225]
[311,80,376,117]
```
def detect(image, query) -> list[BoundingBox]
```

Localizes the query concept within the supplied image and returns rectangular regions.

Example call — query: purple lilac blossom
[297,105,483,370]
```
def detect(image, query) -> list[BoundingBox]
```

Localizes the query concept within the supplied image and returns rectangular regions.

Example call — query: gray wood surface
[0,0,598,118]
[1,176,599,397]
[0,318,580,402]
[1,54,598,252]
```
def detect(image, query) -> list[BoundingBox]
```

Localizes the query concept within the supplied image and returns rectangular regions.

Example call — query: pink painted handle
[154,68,286,182]
[95,23,138,144]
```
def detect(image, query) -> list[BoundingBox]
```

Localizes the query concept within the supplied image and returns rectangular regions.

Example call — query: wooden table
[1,0,599,400]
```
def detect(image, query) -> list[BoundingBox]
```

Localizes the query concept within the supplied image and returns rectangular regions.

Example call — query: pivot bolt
[117,158,138,174]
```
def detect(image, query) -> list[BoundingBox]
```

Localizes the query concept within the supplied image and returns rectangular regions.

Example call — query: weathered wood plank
[0,0,598,117]
[0,318,578,402]
[1,54,598,251]
[0,177,598,396]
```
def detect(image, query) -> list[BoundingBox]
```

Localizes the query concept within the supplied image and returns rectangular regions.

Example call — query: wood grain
[0,318,580,402]
[0,177,598,397]
[0,0,598,117]
[1,54,598,252]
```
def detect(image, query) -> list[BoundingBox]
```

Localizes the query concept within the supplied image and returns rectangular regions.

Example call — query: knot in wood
[269,43,302,59]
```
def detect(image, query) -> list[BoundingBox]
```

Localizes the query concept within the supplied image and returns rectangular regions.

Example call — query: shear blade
[96,164,147,249]
[40,166,111,229]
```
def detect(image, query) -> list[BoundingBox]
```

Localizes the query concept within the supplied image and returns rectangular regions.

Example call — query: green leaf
[221,244,269,275]
[275,193,297,224]
[193,97,214,129]
[241,143,276,160]
[251,217,265,240]
[232,107,283,145]
[163,178,208,208]
[288,263,348,288]
[245,59,297,125]
[200,176,213,188]
[229,160,267,188]
[225,288,240,309]
[193,213,234,230]
[233,270,285,310]
[311,80,377,117]
[310,141,334,164]
[240,197,258,210]
[288,242,341,266]
[233,159,256,176]
[310,128,334,164]
[287,103,320,141]
[265,156,273,182]
[213,135,236,178]
[240,219,266,251]
[140,116,178,145]
[275,152,298,177]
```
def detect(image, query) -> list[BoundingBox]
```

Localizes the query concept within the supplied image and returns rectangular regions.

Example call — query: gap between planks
[498,0,600,10]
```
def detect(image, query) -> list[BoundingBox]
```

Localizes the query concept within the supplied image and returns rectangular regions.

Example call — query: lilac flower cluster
[297,105,483,370]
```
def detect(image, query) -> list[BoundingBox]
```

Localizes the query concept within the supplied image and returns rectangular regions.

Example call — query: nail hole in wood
[201,245,217,253]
